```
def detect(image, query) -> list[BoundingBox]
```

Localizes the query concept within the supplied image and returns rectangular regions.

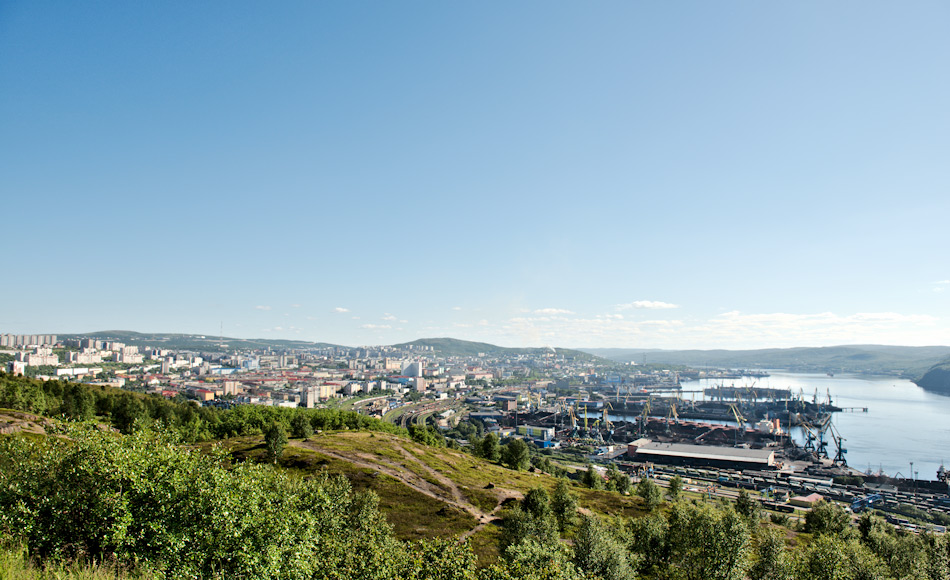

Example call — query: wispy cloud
[361,323,391,329]
[487,309,944,349]
[452,306,463,311]
[616,300,679,310]
[534,308,574,315]
[333,307,349,313]
[290,303,301,308]
[382,313,398,321]
[255,305,271,311]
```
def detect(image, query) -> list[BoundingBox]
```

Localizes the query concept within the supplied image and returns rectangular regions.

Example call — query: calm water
[681,372,950,480]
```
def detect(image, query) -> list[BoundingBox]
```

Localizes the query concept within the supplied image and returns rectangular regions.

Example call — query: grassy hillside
[583,345,950,377]
[219,430,647,564]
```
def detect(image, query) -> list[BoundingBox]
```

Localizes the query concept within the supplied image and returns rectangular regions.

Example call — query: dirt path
[289,437,523,540]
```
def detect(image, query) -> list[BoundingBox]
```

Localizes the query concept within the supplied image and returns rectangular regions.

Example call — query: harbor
[495,371,949,491]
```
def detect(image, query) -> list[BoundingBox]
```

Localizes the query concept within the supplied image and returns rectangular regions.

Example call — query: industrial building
[628,440,776,470]
[516,425,555,441]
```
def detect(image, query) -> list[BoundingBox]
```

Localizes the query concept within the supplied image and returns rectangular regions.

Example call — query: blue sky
[1,2,948,349]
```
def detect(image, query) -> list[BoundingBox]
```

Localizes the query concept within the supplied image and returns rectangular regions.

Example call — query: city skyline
[2,2,948,349]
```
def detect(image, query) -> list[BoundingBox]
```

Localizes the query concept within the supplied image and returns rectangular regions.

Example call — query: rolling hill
[394,337,603,362]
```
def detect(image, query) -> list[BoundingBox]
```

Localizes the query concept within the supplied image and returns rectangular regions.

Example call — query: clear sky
[1,2,948,349]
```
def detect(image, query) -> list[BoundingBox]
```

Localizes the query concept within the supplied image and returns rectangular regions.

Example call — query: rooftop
[633,442,775,464]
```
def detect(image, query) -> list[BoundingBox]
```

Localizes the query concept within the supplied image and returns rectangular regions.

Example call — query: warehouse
[629,441,776,470]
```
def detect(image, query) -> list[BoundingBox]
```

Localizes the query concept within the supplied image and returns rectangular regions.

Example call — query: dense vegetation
[0,372,405,442]
[1,373,949,579]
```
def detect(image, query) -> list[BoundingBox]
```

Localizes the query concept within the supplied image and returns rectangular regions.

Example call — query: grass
[212,430,653,564]
[0,546,154,580]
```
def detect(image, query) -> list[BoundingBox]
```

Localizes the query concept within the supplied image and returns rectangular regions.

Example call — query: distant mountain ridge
[61,330,344,352]
[581,344,950,379]
[59,332,601,360]
[393,337,601,361]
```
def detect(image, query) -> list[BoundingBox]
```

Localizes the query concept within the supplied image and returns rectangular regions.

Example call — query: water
[679,372,950,480]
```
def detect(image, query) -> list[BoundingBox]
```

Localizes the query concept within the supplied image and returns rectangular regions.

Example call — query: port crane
[638,397,652,437]
[601,402,615,442]
[728,403,746,445]
[567,405,579,438]
[828,421,847,466]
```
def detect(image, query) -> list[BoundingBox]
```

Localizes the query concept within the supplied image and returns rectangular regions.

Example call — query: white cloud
[486,309,946,350]
[616,300,679,310]
[935,280,950,285]
[382,313,398,321]
[361,323,391,329]
[534,308,574,315]
[255,305,271,311]
[452,306,463,311]
[290,303,301,308]
[333,307,349,313]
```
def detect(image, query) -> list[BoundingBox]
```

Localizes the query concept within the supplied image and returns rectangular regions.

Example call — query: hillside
[222,430,646,563]
[914,358,950,395]
[582,345,950,378]
[61,330,345,352]
[395,337,603,362]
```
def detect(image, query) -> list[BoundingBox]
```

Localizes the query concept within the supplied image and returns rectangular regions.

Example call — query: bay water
[681,372,950,480]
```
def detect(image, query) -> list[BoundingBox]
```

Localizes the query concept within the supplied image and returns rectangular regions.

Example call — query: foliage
[735,488,760,525]
[499,490,558,554]
[550,478,579,533]
[663,501,750,580]
[263,421,287,463]
[0,372,407,443]
[605,464,631,494]
[581,464,603,490]
[804,500,852,538]
[480,432,501,462]
[748,526,792,580]
[636,477,663,511]
[667,475,682,501]
[486,539,581,580]
[289,412,313,439]
[409,424,446,447]
[793,534,889,580]
[572,514,638,580]
[501,439,530,471]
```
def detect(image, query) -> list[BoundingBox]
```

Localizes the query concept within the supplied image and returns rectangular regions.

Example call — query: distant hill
[914,357,950,395]
[581,345,950,378]
[62,330,345,353]
[60,332,604,361]
[394,337,603,362]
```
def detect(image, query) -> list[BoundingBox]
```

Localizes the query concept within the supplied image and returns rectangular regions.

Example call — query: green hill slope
[222,430,646,563]
[914,358,950,395]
